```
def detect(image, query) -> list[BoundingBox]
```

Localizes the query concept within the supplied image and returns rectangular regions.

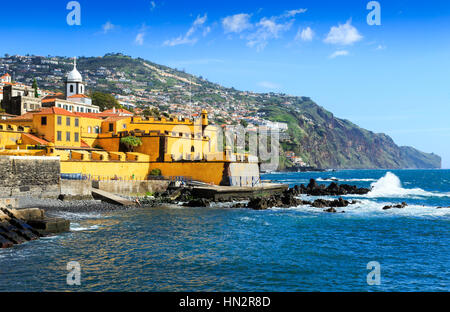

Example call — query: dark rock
[324,207,337,213]
[312,197,349,208]
[296,179,370,196]
[182,198,210,207]
[383,202,408,210]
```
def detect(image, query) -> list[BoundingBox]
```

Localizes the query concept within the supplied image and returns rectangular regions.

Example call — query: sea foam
[367,172,449,198]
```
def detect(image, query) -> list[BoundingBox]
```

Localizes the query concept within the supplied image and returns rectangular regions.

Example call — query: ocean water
[0,169,449,292]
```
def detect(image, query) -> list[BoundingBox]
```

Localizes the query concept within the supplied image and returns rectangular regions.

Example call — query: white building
[42,57,100,113]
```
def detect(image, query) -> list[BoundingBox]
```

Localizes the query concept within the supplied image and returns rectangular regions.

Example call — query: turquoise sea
[0,169,449,291]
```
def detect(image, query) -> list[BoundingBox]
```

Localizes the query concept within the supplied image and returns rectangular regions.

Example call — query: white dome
[66,58,83,82]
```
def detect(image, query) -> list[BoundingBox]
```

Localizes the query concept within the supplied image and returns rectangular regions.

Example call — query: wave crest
[368,172,448,198]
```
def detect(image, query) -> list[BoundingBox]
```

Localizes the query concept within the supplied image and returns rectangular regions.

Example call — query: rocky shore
[132,178,371,213]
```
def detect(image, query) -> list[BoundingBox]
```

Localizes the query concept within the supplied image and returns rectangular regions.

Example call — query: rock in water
[183,198,210,207]
[383,202,408,210]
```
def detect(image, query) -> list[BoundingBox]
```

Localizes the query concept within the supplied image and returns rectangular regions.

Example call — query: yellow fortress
[0,59,260,186]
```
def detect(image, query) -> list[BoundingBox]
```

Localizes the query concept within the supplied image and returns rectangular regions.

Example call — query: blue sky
[1,0,450,167]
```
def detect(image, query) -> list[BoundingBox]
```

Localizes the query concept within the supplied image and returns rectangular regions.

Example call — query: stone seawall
[92,180,170,196]
[60,180,93,200]
[0,156,60,198]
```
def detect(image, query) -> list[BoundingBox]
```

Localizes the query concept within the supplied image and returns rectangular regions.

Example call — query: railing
[60,173,193,183]
[229,176,261,187]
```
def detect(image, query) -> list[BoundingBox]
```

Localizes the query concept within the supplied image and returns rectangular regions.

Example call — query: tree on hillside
[91,91,123,111]
[32,79,38,98]
[143,107,160,118]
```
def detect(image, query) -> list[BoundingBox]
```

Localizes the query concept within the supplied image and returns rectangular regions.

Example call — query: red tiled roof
[103,116,130,122]
[34,107,76,117]
[73,112,103,119]
[22,133,49,145]
[80,140,90,148]
[42,99,56,103]
[9,112,35,121]
[68,94,90,99]
[103,108,134,115]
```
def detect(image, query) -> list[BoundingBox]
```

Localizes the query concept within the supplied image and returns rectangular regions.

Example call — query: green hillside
[1,53,441,169]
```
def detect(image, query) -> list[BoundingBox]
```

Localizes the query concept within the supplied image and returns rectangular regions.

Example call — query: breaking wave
[270,199,449,218]
[367,172,450,198]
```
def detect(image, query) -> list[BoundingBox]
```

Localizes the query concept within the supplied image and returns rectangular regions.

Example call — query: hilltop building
[1,84,41,116]
[41,58,100,113]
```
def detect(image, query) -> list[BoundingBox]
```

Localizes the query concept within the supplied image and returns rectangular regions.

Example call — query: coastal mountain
[0,53,441,169]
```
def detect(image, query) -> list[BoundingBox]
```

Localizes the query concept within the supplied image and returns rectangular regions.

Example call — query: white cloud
[102,21,115,34]
[222,13,252,33]
[324,19,363,45]
[222,9,308,51]
[329,50,349,58]
[259,81,281,89]
[376,44,387,50]
[164,14,209,47]
[135,32,145,45]
[295,26,314,41]
[283,8,307,18]
[203,26,211,37]
[150,1,156,11]
[247,17,293,51]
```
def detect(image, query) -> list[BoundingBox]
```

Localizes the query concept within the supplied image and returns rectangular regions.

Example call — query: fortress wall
[92,180,170,196]
[0,156,60,198]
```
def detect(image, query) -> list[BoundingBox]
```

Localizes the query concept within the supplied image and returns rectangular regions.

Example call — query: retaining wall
[92,180,170,196]
[0,156,60,198]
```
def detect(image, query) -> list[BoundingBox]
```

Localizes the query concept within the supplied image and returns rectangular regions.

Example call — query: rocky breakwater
[293,179,371,196]
[244,179,370,212]
[0,205,70,249]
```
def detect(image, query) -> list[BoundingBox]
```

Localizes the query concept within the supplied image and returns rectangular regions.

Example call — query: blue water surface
[0,170,449,291]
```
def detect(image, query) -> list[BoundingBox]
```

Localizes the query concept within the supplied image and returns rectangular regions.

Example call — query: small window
[57,116,62,125]
[66,132,70,142]
[66,117,70,126]
[70,85,74,93]
[75,118,79,127]
[41,116,47,126]
[88,126,92,133]
[74,132,79,142]
[109,123,114,132]
[123,124,127,129]
[95,126,100,134]
[57,131,62,141]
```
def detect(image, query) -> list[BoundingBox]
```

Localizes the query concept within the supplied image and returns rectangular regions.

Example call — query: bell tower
[65,57,85,98]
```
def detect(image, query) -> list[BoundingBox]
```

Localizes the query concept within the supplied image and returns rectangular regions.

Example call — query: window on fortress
[88,126,92,133]
[57,116,62,125]
[66,132,70,142]
[95,126,100,134]
[75,118,79,127]
[74,132,79,142]
[57,131,62,141]
[66,117,71,126]
[109,123,114,132]
[41,117,47,126]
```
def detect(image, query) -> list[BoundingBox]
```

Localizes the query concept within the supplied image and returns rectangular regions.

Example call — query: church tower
[65,57,85,99]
